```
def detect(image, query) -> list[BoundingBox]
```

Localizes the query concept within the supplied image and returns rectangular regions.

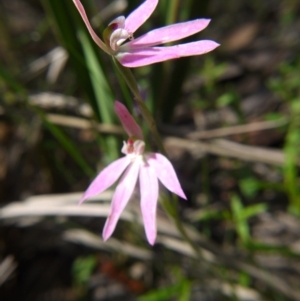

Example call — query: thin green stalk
[161,195,202,258]
[111,62,133,111]
[112,57,166,155]
[284,101,300,215]
[78,29,113,124]
[78,29,118,161]
[165,0,181,25]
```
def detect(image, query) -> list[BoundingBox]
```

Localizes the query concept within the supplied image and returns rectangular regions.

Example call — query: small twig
[0,256,17,286]
[165,137,298,166]
[47,113,124,135]
[63,229,152,260]
[187,118,287,140]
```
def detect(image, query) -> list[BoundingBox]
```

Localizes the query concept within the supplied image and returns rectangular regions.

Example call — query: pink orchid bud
[114,101,143,140]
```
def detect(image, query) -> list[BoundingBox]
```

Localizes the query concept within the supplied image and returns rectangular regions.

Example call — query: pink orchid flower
[72,0,219,67]
[80,101,186,245]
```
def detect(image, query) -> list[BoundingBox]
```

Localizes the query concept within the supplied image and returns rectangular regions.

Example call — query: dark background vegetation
[1,0,300,300]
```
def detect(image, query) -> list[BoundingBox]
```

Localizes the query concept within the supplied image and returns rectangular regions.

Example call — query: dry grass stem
[187,118,287,139]
[165,137,297,166]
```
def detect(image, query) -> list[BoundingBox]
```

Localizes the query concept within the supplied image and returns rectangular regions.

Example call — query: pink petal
[102,160,140,241]
[139,162,159,245]
[118,40,220,67]
[114,101,143,139]
[80,156,131,204]
[72,0,109,53]
[125,0,159,34]
[126,19,211,48]
[108,16,125,29]
[147,153,187,199]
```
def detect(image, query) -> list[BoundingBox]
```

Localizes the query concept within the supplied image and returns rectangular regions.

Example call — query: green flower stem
[112,57,166,155]
[161,194,202,258]
[166,0,181,25]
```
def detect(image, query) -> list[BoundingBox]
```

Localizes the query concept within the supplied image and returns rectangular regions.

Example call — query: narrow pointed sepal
[79,157,131,204]
[72,0,110,54]
[114,101,143,139]
[125,0,159,34]
[118,40,220,67]
[139,162,159,245]
[126,19,211,48]
[147,153,187,200]
[102,160,141,241]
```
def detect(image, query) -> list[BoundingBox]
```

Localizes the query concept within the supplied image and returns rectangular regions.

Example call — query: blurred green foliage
[268,59,300,215]
[73,255,97,286]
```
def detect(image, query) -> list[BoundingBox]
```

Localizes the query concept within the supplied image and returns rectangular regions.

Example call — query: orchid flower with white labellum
[80,101,186,245]
[72,0,219,67]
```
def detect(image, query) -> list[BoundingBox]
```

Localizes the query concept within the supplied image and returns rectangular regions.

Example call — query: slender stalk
[161,195,202,258]
[112,57,166,155]
[166,0,181,25]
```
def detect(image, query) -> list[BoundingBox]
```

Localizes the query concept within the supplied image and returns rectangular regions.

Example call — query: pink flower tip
[114,101,143,140]
[148,236,156,246]
[102,233,109,242]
